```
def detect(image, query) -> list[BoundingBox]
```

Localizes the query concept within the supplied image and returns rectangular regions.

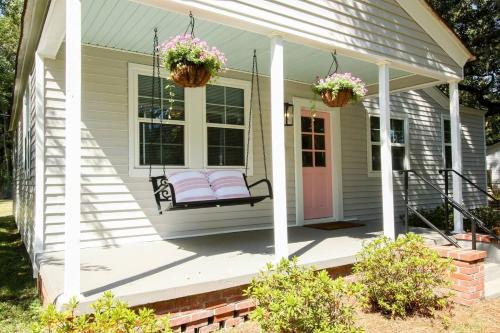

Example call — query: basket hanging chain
[184,11,196,37]
[325,50,338,78]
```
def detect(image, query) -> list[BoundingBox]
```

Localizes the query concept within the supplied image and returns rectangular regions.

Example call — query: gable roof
[396,0,475,66]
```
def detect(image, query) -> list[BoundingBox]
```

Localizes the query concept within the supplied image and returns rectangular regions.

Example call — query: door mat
[305,221,365,230]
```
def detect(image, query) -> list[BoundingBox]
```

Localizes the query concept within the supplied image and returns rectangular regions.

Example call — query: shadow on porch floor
[38,224,382,312]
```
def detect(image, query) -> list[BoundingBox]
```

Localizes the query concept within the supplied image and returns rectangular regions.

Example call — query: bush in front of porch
[245,258,364,333]
[353,233,453,318]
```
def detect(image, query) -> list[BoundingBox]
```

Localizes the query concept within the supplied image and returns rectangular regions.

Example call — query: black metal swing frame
[148,26,272,214]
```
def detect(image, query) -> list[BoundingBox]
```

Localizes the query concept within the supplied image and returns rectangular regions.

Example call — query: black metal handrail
[401,169,499,250]
[439,169,499,203]
[406,205,460,248]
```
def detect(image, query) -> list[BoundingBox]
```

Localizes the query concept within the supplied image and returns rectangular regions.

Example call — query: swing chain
[245,50,268,180]
[184,11,196,37]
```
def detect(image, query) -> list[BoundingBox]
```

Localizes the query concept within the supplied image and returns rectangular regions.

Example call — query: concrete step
[484,262,500,299]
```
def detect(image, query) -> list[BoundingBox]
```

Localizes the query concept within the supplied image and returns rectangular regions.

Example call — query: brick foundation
[135,264,353,332]
[431,246,487,306]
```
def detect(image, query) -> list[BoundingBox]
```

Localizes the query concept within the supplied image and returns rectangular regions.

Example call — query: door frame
[293,97,344,226]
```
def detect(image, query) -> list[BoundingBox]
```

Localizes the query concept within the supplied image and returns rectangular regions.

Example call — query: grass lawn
[0,200,40,333]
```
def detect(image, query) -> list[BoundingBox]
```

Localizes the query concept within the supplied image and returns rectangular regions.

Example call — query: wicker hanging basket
[170,62,211,88]
[320,89,353,107]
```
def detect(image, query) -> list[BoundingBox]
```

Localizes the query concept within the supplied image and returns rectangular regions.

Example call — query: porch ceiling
[82,0,411,85]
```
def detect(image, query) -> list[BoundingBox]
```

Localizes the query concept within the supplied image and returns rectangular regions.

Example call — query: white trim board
[292,97,344,226]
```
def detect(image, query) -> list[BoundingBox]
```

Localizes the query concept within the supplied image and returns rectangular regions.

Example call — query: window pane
[206,104,225,124]
[390,119,405,144]
[226,87,244,107]
[370,116,380,142]
[226,107,245,125]
[138,75,160,98]
[445,146,452,169]
[371,145,381,171]
[314,118,325,133]
[302,152,313,167]
[207,127,245,166]
[206,85,224,104]
[139,123,184,166]
[314,135,325,150]
[315,152,326,167]
[302,134,312,149]
[138,97,161,119]
[392,146,405,170]
[162,100,185,120]
[301,117,312,132]
[162,78,184,100]
[444,119,451,143]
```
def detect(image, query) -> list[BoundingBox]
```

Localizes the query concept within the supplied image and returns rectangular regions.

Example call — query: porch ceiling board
[81,0,410,85]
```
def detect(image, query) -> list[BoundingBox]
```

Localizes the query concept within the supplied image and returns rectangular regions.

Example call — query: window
[137,74,185,166]
[205,84,246,166]
[129,64,251,176]
[368,114,408,173]
[301,116,327,167]
[442,118,452,169]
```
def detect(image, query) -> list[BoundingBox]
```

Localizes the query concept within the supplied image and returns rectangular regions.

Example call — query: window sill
[129,166,253,178]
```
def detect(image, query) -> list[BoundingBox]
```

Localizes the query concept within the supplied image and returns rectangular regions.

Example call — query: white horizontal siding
[179,0,461,77]
[341,89,487,226]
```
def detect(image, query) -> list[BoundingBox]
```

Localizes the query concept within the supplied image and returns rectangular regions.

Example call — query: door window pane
[302,134,312,149]
[314,118,325,133]
[302,151,313,167]
[301,117,312,132]
[315,152,326,167]
[314,135,325,150]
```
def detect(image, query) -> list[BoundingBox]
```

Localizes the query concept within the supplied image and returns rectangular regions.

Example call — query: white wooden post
[33,53,45,272]
[378,62,396,239]
[270,35,288,261]
[449,80,463,233]
[62,0,82,302]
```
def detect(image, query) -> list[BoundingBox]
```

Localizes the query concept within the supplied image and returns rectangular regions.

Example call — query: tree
[0,0,22,197]
[427,0,499,145]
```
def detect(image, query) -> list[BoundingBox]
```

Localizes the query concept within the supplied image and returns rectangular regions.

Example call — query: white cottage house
[11,0,490,318]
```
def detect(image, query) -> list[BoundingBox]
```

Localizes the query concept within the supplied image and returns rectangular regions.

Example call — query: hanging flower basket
[159,34,226,88]
[320,89,353,107]
[170,62,211,87]
[313,73,367,108]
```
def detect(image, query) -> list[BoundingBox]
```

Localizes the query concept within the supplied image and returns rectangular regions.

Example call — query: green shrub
[353,233,453,318]
[245,258,363,333]
[31,292,172,333]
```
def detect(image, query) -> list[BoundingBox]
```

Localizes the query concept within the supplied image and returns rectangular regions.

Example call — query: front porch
[38,224,381,312]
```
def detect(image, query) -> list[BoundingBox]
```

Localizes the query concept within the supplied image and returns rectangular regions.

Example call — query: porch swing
[149,31,272,214]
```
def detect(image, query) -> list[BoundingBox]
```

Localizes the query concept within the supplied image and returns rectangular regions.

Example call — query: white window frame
[22,89,31,179]
[202,77,252,171]
[441,114,452,169]
[128,63,252,177]
[366,112,409,177]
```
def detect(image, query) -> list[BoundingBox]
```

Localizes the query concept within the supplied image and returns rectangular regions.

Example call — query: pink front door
[301,110,333,220]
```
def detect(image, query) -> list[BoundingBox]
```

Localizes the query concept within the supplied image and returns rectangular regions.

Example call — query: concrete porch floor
[38,224,382,312]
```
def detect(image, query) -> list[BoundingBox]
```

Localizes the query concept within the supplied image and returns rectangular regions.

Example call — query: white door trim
[293,97,343,226]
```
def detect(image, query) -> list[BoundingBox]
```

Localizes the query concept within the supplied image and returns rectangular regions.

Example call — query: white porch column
[378,62,396,239]
[449,80,463,233]
[270,35,288,261]
[62,0,81,301]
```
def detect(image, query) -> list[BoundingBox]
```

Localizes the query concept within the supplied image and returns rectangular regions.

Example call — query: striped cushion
[167,171,216,203]
[207,170,250,199]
